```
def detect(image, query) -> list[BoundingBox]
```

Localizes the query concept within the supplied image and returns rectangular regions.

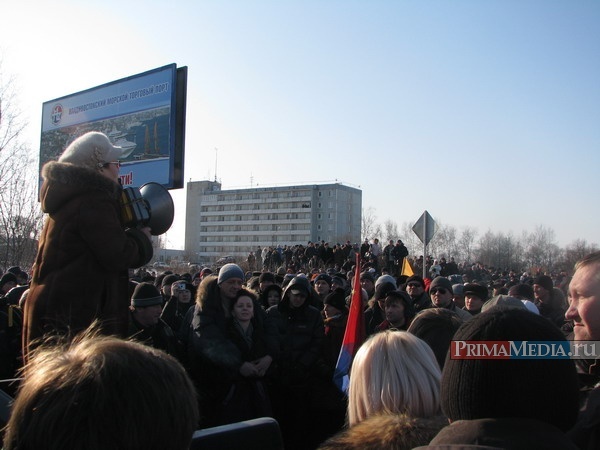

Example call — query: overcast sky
[2,0,599,249]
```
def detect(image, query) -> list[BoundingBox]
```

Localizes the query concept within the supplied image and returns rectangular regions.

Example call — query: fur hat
[323,288,348,312]
[131,282,163,307]
[217,263,245,285]
[441,306,580,431]
[59,132,125,170]
[406,275,425,288]
[463,283,488,301]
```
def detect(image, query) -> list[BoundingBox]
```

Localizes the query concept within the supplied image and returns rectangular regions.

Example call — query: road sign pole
[423,213,427,279]
[412,210,437,280]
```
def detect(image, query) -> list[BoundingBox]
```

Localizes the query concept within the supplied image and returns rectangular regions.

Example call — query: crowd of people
[1,132,599,449]
[2,244,600,449]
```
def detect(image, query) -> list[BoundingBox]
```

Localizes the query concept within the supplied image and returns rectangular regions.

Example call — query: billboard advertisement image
[40,64,186,189]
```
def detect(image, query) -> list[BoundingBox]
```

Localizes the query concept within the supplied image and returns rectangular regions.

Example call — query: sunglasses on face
[430,288,448,295]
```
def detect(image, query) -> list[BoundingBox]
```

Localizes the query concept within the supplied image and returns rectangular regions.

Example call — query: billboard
[40,64,187,189]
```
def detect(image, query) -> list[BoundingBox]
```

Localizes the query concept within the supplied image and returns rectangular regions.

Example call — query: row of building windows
[216,190,314,201]
[207,188,349,203]
[200,213,311,222]
[200,223,311,233]
[198,234,309,244]
[201,202,315,212]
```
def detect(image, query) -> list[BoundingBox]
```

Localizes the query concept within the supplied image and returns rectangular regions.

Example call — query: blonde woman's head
[347,330,441,426]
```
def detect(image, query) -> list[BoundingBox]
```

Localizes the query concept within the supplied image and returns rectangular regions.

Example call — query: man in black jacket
[266,276,325,450]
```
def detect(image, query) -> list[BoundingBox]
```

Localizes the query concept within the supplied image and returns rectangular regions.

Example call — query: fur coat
[317,413,448,450]
[23,161,152,359]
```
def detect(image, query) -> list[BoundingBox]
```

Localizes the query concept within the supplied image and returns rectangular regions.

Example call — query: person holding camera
[23,132,153,362]
[161,279,196,333]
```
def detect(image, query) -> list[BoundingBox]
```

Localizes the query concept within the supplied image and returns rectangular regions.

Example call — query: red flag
[333,253,366,392]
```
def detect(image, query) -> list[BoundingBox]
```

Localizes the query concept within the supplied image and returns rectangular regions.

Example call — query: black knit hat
[441,306,579,431]
[533,275,553,292]
[323,288,348,311]
[131,282,163,307]
[429,276,453,292]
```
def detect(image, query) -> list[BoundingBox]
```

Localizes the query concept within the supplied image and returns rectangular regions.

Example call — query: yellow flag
[401,258,414,277]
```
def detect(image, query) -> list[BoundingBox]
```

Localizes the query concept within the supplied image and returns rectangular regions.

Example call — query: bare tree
[383,219,399,243]
[458,226,478,263]
[523,225,560,272]
[400,221,422,257]
[361,207,381,242]
[562,239,599,273]
[0,164,42,269]
[429,222,459,260]
[0,63,42,271]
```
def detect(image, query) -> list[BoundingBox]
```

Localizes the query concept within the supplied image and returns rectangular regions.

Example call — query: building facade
[185,180,362,263]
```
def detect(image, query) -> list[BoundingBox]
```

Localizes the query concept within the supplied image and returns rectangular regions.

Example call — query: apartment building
[184,180,362,263]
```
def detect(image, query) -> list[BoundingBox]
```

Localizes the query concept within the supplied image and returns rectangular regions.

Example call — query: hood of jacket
[280,275,311,310]
[40,161,121,214]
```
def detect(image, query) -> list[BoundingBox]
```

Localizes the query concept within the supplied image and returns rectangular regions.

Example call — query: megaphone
[120,182,175,235]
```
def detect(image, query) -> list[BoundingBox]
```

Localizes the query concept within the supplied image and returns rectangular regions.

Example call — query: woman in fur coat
[23,132,153,360]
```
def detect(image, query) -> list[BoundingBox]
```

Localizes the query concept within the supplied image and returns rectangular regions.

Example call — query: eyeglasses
[101,161,121,168]
[407,283,422,288]
[430,288,448,295]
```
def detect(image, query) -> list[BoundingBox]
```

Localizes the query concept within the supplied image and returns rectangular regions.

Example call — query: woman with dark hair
[189,267,277,427]
[218,288,274,424]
